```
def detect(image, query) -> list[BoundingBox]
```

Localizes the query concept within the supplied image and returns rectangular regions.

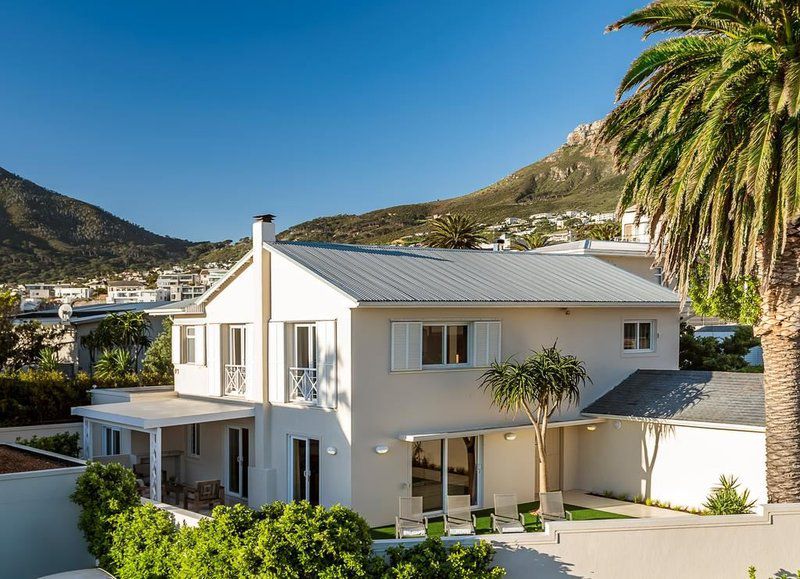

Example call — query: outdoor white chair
[395,496,429,539]
[539,491,573,522]
[444,494,477,536]
[490,493,526,533]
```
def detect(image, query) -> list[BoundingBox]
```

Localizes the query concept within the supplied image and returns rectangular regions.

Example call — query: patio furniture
[444,494,476,536]
[395,496,429,539]
[184,480,224,511]
[490,493,526,533]
[539,491,573,522]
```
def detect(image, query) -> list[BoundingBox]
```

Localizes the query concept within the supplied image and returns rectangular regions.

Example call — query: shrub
[71,461,140,568]
[94,348,135,383]
[0,369,89,426]
[109,504,177,578]
[385,537,505,578]
[703,475,757,515]
[17,431,80,457]
[37,348,60,372]
[143,319,174,377]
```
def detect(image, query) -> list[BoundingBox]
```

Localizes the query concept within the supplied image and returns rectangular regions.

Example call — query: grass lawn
[370,501,631,540]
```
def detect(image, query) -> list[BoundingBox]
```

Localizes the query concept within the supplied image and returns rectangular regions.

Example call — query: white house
[72,216,766,526]
[107,281,169,304]
[53,286,93,302]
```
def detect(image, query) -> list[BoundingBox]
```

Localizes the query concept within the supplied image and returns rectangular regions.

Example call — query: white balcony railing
[289,367,318,404]
[224,364,247,397]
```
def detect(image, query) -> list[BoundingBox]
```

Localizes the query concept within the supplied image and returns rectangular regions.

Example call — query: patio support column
[82,419,93,460]
[149,427,162,502]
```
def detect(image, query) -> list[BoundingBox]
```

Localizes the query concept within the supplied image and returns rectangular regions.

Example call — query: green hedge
[16,431,80,457]
[74,464,505,578]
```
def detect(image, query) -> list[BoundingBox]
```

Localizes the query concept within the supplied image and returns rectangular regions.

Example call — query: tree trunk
[537,428,548,496]
[756,219,800,503]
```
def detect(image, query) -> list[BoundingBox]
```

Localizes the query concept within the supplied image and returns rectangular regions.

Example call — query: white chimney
[253,214,276,249]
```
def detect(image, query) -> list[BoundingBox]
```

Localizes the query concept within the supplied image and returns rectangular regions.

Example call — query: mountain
[0,167,205,283]
[280,121,625,244]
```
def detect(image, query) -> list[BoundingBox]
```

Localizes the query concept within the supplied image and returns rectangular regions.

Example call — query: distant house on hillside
[107,281,168,304]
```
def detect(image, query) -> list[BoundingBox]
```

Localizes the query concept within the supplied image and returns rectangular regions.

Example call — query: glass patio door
[227,427,249,498]
[290,436,320,505]
[412,436,480,512]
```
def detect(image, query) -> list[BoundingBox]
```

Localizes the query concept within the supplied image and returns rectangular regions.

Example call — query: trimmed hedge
[16,431,80,457]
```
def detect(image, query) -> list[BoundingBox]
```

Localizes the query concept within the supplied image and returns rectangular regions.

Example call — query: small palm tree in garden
[605,0,800,503]
[37,348,60,372]
[94,348,134,383]
[479,344,590,495]
[423,214,487,249]
[512,232,551,250]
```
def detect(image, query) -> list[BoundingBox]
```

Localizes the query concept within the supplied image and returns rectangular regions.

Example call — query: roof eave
[580,412,765,432]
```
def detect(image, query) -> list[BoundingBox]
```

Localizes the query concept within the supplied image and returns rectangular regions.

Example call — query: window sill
[391,366,488,374]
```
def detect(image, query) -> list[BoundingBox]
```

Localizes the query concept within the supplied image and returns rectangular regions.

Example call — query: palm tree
[479,344,590,495]
[512,232,551,251]
[423,214,487,249]
[582,221,619,241]
[604,0,800,502]
[94,348,134,383]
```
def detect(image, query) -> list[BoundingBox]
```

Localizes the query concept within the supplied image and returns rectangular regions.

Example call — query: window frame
[188,423,201,458]
[622,320,656,354]
[228,325,247,367]
[421,322,471,368]
[653,266,664,286]
[102,426,121,456]
[293,323,318,370]
[182,326,197,364]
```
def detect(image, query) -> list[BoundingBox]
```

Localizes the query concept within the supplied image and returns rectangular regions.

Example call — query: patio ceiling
[72,396,255,430]
[397,417,605,442]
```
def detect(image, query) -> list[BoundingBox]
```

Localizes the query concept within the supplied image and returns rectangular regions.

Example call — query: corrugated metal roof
[583,370,765,427]
[266,241,681,305]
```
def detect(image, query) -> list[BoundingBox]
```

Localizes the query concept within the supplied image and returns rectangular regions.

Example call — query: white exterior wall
[577,419,767,509]
[349,305,679,525]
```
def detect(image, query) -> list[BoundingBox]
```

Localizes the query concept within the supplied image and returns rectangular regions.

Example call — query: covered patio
[72,396,255,505]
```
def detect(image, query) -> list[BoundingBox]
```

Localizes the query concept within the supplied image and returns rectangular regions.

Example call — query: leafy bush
[143,319,174,376]
[109,504,177,578]
[94,348,135,382]
[71,461,140,568]
[37,348,61,372]
[0,369,89,426]
[17,431,80,457]
[703,475,757,515]
[385,538,505,578]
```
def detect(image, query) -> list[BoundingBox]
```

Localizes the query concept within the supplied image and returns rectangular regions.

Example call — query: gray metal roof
[583,370,765,427]
[266,241,681,305]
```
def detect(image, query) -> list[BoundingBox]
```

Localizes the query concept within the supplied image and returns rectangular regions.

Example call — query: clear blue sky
[0,1,647,242]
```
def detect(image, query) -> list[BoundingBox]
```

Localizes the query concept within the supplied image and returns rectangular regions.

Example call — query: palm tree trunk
[537,425,548,495]
[757,219,800,503]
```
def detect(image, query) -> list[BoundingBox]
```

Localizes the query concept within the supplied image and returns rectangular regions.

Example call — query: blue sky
[0,1,646,241]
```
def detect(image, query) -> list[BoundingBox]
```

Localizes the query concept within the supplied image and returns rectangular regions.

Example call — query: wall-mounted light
[375,445,389,455]
[504,432,517,441]
[326,446,337,456]
[613,420,622,431]
[586,425,597,432]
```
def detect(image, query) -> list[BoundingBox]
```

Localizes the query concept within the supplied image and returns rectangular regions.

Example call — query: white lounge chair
[444,494,476,536]
[395,496,429,539]
[490,493,526,533]
[539,491,573,522]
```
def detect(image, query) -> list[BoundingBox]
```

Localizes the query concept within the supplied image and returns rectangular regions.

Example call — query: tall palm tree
[604,0,800,502]
[423,214,487,249]
[582,221,620,241]
[512,232,551,251]
[479,344,590,495]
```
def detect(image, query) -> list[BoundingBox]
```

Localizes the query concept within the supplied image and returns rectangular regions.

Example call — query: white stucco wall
[577,419,767,509]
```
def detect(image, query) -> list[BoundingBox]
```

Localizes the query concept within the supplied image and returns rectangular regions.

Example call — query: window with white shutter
[391,322,422,371]
[472,321,501,367]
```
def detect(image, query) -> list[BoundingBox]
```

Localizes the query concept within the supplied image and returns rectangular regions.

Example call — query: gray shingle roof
[267,242,681,305]
[583,370,765,427]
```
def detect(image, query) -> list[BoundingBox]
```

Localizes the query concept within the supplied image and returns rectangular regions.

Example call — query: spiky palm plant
[604,0,800,502]
[479,344,590,495]
[94,348,134,383]
[37,348,60,372]
[512,232,551,250]
[583,221,620,241]
[423,214,487,249]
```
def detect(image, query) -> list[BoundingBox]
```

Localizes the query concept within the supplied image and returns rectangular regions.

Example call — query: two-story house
[73,215,767,525]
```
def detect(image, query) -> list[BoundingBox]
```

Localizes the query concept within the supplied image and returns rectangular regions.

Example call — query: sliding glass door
[289,436,320,506]
[411,436,480,512]
[227,426,249,498]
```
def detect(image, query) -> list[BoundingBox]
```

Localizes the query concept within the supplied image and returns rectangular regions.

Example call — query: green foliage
[143,318,174,377]
[0,369,89,426]
[688,261,761,325]
[679,323,760,371]
[423,214,488,249]
[747,567,800,579]
[71,462,140,568]
[37,347,60,372]
[385,538,505,579]
[703,475,757,515]
[579,221,620,241]
[94,348,135,383]
[109,504,178,579]
[84,312,152,373]
[511,232,550,250]
[0,290,66,372]
[16,431,80,457]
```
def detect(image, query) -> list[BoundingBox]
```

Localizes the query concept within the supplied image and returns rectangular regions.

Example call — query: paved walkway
[563,489,695,518]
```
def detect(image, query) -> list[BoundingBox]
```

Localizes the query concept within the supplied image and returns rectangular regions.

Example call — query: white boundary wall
[0,422,83,444]
[374,504,800,579]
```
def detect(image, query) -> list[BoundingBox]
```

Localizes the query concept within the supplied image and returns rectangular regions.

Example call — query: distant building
[503,217,525,226]
[25,284,54,300]
[591,212,616,223]
[621,207,652,243]
[53,286,93,302]
[107,281,168,304]
[156,272,198,290]
[199,268,227,287]
[169,285,207,302]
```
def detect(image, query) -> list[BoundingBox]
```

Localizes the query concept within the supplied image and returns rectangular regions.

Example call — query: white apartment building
[26,284,54,300]
[107,281,169,304]
[53,286,93,302]
[74,216,766,527]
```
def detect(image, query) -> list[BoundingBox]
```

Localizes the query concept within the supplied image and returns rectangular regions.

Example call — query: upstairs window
[623,321,655,353]
[182,326,197,364]
[422,324,469,366]
[294,324,317,369]
[653,266,664,286]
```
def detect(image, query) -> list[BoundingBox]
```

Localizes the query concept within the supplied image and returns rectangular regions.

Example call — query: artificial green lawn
[370,501,631,540]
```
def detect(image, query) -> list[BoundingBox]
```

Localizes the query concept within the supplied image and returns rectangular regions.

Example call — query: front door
[289,436,320,505]
[227,427,249,498]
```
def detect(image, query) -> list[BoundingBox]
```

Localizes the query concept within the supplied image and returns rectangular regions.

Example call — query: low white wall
[0,447,92,578]
[374,504,800,578]
[576,419,767,509]
[0,422,82,444]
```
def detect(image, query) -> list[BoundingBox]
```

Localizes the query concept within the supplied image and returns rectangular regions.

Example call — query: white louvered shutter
[171,324,181,365]
[207,324,222,396]
[195,326,206,366]
[316,320,337,408]
[268,321,286,403]
[391,322,422,371]
[473,321,502,367]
